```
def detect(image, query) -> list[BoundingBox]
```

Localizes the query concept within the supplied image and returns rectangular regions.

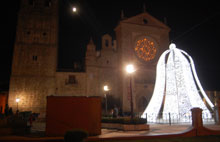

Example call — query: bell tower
[8,0,58,116]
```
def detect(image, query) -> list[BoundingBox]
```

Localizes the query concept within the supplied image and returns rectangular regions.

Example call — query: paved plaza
[95,124,220,138]
[1,122,220,141]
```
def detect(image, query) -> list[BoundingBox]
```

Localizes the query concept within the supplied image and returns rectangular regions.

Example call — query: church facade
[8,0,170,117]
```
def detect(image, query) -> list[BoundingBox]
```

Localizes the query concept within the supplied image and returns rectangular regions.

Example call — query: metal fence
[143,112,215,125]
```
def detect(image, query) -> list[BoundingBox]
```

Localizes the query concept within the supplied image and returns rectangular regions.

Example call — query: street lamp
[104,85,109,115]
[72,7,77,13]
[16,98,20,112]
[126,64,135,119]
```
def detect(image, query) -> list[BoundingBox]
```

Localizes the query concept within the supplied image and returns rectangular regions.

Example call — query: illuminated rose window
[134,38,157,61]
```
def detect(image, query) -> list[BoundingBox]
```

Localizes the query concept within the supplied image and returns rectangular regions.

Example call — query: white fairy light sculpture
[141,43,214,122]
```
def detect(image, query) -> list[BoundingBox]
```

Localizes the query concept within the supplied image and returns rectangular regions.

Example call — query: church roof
[118,12,170,30]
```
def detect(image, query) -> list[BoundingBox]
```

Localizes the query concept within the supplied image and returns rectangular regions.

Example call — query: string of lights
[141,43,214,122]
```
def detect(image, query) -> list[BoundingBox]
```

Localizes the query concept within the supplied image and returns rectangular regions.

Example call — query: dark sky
[1,0,220,91]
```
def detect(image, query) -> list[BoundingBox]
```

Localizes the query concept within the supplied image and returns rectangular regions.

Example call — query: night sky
[1,0,219,91]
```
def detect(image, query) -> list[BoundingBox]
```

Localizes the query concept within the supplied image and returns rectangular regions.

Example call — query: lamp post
[16,98,20,112]
[72,7,77,13]
[126,64,135,119]
[104,85,109,115]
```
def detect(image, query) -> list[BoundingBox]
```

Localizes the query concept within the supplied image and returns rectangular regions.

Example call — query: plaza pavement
[30,122,193,137]
[0,122,220,141]
[93,124,220,138]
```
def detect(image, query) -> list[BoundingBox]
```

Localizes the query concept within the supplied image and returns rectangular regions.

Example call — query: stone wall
[8,0,58,116]
[8,76,56,116]
[55,72,86,96]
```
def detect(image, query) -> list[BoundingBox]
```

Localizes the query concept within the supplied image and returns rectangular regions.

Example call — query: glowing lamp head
[126,64,135,74]
[16,98,20,103]
[169,43,176,50]
[72,7,77,12]
[104,85,109,91]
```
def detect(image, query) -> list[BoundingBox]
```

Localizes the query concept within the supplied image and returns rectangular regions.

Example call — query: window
[143,18,148,24]
[45,0,52,7]
[105,40,109,47]
[106,60,109,64]
[32,56,37,61]
[135,38,157,62]
[27,31,31,35]
[29,0,35,6]
[66,75,77,84]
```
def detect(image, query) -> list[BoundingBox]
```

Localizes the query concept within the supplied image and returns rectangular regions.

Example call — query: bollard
[146,113,148,124]
[169,112,171,125]
[191,107,203,128]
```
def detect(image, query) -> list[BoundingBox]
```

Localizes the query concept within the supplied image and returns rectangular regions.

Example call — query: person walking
[113,105,118,118]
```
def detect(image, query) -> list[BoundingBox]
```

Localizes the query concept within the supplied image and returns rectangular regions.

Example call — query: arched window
[105,40,109,47]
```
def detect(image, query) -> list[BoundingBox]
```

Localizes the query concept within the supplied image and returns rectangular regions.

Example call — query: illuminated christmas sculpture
[141,43,214,122]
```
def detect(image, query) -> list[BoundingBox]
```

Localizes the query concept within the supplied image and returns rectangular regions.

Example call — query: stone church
[8,0,170,117]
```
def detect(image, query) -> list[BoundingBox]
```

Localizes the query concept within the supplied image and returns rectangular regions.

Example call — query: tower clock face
[134,37,157,62]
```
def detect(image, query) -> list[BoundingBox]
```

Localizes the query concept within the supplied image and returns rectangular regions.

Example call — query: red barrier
[46,96,101,136]
[0,94,7,113]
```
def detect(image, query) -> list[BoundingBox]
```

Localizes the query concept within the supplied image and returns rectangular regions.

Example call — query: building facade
[8,0,58,116]
[8,0,170,117]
